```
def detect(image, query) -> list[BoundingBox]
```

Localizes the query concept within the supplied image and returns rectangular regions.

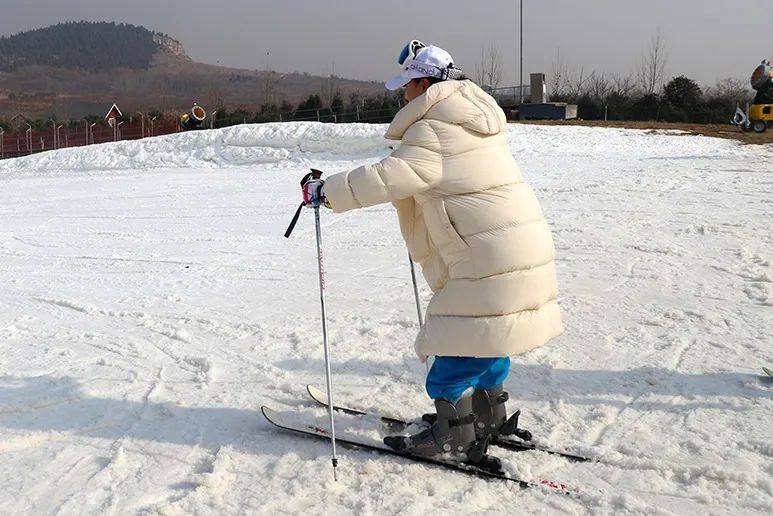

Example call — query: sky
[0,0,769,88]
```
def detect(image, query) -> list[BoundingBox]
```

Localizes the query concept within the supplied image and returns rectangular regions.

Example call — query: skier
[301,40,563,463]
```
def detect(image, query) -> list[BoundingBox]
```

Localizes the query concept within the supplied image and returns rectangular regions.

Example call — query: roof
[104,103,123,120]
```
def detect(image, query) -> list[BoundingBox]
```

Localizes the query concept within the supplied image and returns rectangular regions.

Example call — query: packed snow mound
[0,122,392,175]
[0,121,765,176]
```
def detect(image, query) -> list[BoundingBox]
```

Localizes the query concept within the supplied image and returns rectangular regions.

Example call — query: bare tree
[475,43,502,92]
[637,30,668,95]
[565,67,588,99]
[586,71,611,101]
[549,48,569,99]
[610,73,637,98]
[704,77,754,111]
[202,85,225,111]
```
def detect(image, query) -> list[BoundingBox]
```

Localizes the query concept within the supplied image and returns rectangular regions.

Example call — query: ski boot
[384,388,476,456]
[383,389,501,471]
[471,385,532,443]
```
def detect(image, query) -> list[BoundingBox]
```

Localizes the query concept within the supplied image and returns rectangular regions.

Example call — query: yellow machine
[180,103,207,131]
[733,59,773,133]
[748,103,773,133]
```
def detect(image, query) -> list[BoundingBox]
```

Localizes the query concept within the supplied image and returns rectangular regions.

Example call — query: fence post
[316,109,320,122]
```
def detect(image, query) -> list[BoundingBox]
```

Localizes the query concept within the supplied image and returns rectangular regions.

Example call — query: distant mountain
[0,21,187,72]
[0,22,383,119]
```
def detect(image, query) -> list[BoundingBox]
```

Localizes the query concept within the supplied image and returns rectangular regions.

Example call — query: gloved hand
[302,178,328,208]
[284,169,330,238]
[301,171,331,209]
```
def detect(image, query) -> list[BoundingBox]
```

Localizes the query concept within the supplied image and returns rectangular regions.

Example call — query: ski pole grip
[284,169,325,238]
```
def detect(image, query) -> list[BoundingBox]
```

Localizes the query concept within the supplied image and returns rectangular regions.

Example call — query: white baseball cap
[385,43,464,91]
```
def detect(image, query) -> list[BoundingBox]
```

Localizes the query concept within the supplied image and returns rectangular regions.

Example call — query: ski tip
[307,384,328,404]
[261,405,279,422]
[763,367,773,377]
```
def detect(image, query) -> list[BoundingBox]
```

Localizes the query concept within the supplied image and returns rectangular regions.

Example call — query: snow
[0,122,771,514]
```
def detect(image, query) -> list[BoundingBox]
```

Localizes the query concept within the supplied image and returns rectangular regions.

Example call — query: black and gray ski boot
[383,388,477,457]
[471,385,532,442]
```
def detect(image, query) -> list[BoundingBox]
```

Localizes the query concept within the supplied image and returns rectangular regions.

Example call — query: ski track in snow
[0,122,771,514]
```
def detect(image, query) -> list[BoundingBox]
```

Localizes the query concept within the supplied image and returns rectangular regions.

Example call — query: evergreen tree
[664,76,703,110]
[0,21,164,72]
[330,94,344,114]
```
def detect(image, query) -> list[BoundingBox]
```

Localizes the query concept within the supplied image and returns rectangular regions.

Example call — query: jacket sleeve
[323,121,442,213]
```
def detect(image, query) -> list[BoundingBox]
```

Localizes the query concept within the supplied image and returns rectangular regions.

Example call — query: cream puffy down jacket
[324,80,563,359]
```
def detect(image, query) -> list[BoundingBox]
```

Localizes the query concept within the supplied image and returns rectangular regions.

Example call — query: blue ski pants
[425,356,511,402]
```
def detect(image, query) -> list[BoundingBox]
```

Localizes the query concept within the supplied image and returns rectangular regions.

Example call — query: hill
[0,21,182,72]
[0,22,384,119]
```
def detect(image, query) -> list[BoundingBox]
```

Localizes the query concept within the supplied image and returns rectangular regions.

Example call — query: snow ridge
[0,122,392,174]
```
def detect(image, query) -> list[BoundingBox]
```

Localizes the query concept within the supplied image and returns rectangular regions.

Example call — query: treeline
[550,73,754,124]
[210,91,402,126]
[0,21,161,72]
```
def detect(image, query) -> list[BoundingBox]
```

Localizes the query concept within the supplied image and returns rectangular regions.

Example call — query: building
[103,103,123,127]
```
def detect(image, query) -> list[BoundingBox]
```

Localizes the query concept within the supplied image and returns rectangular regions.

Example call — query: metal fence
[0,119,180,160]
[0,104,405,161]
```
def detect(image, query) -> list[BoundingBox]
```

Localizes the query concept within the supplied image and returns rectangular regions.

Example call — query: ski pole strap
[284,202,305,238]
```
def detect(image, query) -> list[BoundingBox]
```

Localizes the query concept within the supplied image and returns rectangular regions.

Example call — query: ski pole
[408,254,430,372]
[408,253,423,328]
[314,203,339,481]
[285,169,338,481]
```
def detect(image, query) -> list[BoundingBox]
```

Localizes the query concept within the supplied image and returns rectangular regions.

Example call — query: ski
[261,405,579,495]
[763,367,772,377]
[306,385,593,463]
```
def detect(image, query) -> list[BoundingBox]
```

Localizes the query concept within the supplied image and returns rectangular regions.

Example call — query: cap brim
[385,74,411,91]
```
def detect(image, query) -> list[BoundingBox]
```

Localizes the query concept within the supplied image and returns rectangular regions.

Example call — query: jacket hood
[385,80,507,140]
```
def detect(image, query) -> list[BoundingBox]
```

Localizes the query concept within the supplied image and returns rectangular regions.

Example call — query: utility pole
[519,0,524,104]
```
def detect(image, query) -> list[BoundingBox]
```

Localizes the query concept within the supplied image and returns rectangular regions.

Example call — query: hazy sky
[0,0,769,88]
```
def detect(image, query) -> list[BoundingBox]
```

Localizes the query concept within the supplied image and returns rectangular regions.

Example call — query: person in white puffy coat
[319,41,563,462]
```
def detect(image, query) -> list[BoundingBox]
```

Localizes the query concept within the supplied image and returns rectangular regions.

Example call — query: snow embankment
[0,122,392,175]
[1,121,766,176]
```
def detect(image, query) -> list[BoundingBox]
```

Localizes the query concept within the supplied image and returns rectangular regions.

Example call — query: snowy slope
[0,123,771,515]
